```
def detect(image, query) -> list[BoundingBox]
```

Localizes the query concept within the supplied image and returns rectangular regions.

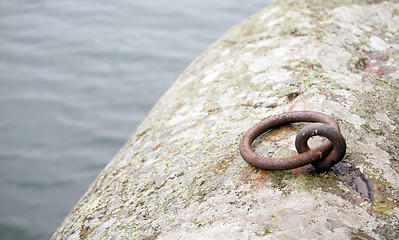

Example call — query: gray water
[0,0,272,239]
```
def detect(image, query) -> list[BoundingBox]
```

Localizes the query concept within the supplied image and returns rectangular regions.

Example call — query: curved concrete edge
[53,0,399,239]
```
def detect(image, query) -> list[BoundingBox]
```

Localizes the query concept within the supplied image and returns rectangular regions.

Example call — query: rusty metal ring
[239,111,346,172]
[295,123,346,171]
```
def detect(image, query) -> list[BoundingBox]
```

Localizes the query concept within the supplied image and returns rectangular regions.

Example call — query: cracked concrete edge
[53,0,399,239]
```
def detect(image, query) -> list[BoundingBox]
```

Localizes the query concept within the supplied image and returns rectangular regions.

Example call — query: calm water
[0,0,272,239]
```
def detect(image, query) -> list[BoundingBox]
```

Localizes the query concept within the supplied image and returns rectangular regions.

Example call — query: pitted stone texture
[53,0,399,239]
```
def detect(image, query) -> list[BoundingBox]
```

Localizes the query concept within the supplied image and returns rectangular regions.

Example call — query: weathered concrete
[53,0,399,239]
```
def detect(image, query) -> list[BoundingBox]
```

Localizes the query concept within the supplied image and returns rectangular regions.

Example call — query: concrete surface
[53,0,399,239]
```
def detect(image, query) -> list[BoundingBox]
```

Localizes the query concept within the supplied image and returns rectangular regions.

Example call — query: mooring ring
[239,111,346,172]
[295,122,346,171]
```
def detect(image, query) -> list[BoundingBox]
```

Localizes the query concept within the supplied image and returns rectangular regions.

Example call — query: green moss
[267,170,339,195]
[353,83,399,160]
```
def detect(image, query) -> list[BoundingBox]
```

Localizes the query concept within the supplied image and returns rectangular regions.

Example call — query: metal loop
[239,111,346,172]
[295,123,346,172]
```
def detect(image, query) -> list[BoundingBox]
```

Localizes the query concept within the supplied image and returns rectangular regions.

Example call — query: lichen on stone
[52,1,399,239]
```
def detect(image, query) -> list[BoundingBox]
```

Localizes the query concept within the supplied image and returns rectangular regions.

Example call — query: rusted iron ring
[239,111,346,172]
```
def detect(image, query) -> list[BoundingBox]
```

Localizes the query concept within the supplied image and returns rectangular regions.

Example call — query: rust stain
[239,166,272,191]
[153,142,164,151]
[252,170,271,191]
[209,155,235,174]
[362,51,395,77]
[262,124,298,143]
